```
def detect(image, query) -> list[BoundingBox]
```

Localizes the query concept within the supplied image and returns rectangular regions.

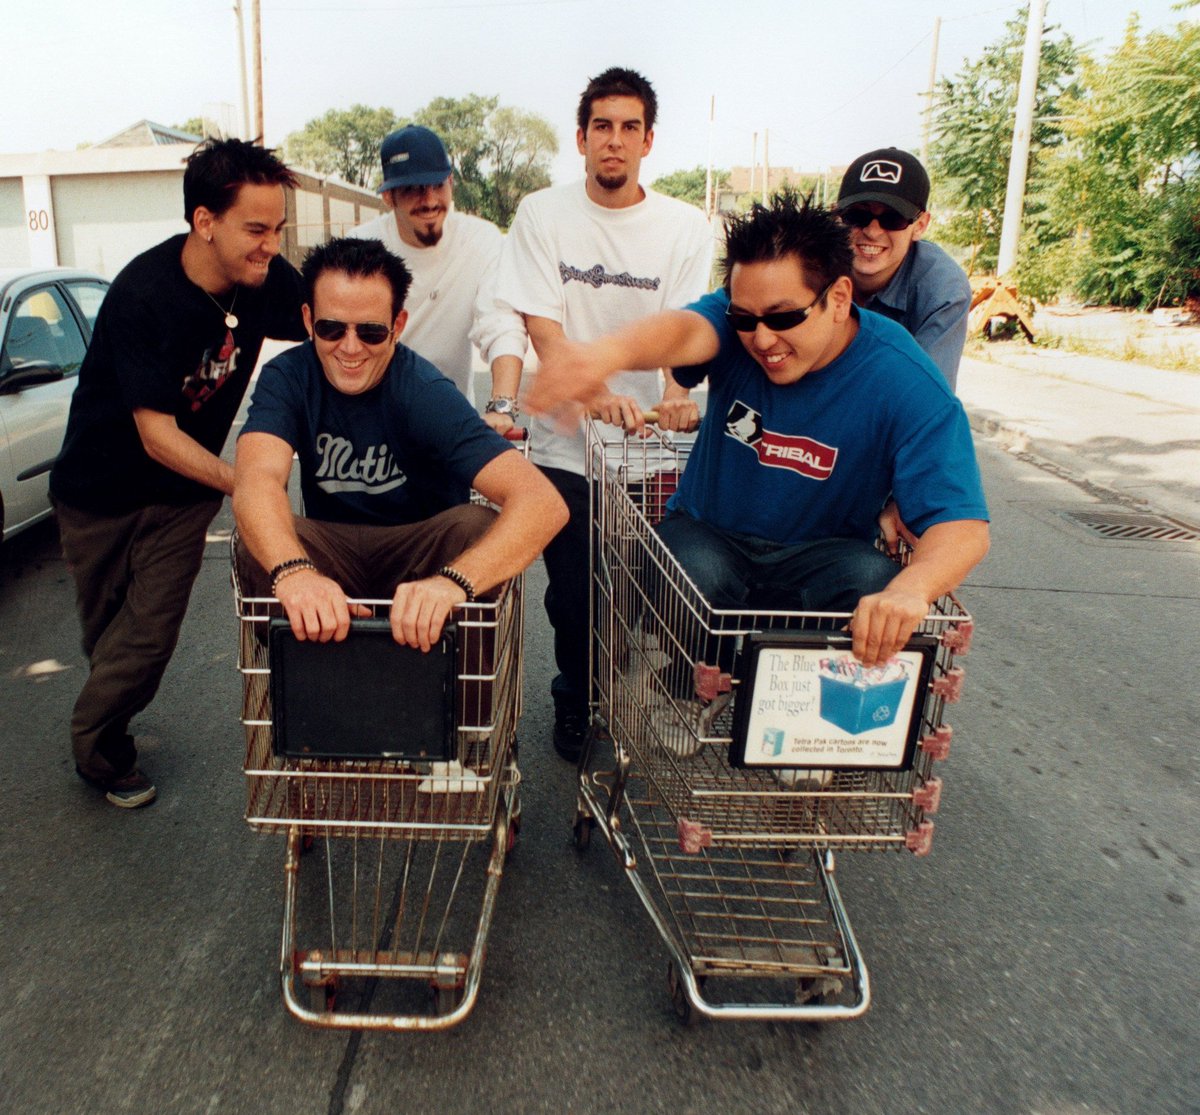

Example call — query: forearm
[445,462,567,595]
[133,408,235,495]
[661,369,691,399]
[232,476,308,574]
[451,493,566,596]
[884,519,990,602]
[850,519,988,666]
[489,353,523,400]
[591,311,717,377]
[525,311,717,416]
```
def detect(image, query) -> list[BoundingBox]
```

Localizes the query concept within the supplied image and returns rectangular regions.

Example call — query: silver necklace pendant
[204,286,239,330]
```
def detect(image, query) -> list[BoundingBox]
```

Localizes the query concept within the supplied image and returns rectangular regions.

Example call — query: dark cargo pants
[55,497,221,780]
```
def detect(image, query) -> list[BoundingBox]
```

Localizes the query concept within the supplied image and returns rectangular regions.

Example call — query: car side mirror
[0,361,66,394]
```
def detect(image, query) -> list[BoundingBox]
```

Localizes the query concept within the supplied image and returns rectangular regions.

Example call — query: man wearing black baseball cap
[350,125,526,423]
[836,147,970,389]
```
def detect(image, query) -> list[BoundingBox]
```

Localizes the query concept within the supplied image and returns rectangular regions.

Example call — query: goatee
[595,172,628,192]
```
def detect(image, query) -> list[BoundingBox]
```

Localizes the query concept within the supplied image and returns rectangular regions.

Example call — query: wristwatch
[485,395,519,420]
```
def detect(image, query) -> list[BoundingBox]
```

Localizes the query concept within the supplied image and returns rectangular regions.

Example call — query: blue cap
[378,126,452,193]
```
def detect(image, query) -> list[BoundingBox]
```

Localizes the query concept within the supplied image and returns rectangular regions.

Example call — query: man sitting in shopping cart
[524,191,989,668]
[232,236,567,650]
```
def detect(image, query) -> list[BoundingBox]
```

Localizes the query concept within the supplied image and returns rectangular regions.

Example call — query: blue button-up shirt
[861,239,971,391]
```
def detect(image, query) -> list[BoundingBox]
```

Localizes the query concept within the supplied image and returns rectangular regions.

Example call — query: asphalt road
[0,435,1196,1115]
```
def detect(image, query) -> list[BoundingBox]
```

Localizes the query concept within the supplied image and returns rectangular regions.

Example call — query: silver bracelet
[271,559,316,594]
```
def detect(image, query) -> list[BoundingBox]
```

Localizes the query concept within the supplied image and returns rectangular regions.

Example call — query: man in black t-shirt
[50,138,306,808]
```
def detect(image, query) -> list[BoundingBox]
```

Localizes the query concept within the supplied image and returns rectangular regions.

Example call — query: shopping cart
[573,419,974,1023]
[233,545,525,1031]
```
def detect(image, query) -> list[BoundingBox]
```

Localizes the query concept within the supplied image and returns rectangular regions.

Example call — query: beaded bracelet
[436,564,476,602]
[270,558,316,594]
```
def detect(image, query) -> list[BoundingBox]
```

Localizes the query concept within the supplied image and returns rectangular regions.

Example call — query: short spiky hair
[182,138,297,226]
[722,190,854,295]
[301,237,413,318]
[577,67,658,132]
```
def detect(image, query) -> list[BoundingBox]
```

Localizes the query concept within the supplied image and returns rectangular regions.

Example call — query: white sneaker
[773,767,833,790]
[650,693,733,760]
[652,701,705,758]
[417,760,485,794]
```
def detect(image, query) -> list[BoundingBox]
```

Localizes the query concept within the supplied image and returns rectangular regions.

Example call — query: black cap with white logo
[837,147,930,221]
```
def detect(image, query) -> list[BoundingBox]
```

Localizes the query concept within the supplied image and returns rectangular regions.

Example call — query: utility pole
[762,129,769,205]
[996,0,1046,278]
[749,132,757,198]
[704,95,715,219]
[920,16,942,168]
[233,0,250,140]
[250,0,264,143]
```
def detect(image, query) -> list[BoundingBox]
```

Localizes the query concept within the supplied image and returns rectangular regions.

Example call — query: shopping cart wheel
[796,977,825,1007]
[429,983,462,1017]
[666,961,703,1026]
[307,975,337,1014]
[572,812,595,852]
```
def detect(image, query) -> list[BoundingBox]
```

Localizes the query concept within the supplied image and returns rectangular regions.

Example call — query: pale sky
[3,0,1189,184]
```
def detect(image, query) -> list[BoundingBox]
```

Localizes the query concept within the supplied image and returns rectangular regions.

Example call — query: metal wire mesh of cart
[587,421,972,853]
[278,811,514,1027]
[235,572,524,842]
[623,769,853,987]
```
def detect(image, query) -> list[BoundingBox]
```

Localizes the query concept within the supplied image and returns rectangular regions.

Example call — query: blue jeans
[655,510,897,613]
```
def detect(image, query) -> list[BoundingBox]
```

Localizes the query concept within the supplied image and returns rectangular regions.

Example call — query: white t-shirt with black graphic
[495,181,712,476]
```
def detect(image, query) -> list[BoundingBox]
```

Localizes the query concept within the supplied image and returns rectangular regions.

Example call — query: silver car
[0,268,109,541]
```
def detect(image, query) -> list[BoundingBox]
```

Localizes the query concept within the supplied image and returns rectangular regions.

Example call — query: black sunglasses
[312,319,393,346]
[837,206,915,232]
[725,281,835,333]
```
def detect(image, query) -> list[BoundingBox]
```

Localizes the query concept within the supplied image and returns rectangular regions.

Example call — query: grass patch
[966,332,1198,373]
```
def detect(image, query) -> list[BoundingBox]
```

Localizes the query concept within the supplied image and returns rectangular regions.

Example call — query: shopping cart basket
[233,548,525,1030]
[574,420,973,1023]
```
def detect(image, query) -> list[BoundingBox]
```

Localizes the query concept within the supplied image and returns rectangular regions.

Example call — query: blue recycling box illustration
[760,726,785,758]
[818,656,910,736]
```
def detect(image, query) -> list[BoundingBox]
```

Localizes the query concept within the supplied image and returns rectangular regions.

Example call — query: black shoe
[552,705,588,762]
[76,764,157,809]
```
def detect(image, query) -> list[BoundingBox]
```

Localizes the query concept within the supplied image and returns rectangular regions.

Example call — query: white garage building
[0,121,385,279]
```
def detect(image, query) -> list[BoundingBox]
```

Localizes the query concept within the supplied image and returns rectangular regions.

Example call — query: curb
[965,407,1200,526]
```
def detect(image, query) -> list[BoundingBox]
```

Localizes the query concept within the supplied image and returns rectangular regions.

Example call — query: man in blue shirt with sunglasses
[835,147,970,391]
[525,193,989,668]
[233,237,565,652]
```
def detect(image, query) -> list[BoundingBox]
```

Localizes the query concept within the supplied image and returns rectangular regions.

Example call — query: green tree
[413,95,558,227]
[1039,17,1200,306]
[282,105,400,188]
[930,8,1081,274]
[413,94,496,214]
[173,117,208,138]
[652,166,730,209]
[483,105,557,227]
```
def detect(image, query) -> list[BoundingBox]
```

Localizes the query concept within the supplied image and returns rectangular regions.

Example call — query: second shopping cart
[574,419,974,1023]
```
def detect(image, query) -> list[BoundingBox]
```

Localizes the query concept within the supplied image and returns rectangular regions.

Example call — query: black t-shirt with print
[50,234,305,513]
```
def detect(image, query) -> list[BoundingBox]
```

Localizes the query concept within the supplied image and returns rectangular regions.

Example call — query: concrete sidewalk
[958,341,1200,524]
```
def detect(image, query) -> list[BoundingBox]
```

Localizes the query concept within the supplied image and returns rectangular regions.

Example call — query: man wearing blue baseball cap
[834,147,970,391]
[350,125,526,425]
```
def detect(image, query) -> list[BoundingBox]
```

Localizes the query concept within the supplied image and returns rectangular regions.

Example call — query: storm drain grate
[1061,510,1200,542]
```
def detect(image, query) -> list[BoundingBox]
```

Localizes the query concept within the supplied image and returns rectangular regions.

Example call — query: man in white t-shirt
[493,66,713,761]
[350,126,525,422]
